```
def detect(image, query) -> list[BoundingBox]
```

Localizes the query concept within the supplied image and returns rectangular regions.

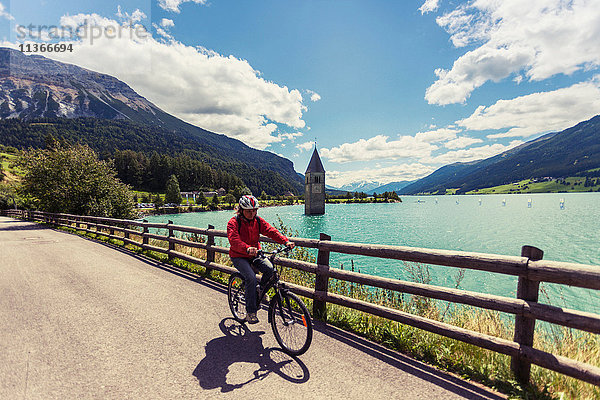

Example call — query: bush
[18,144,135,218]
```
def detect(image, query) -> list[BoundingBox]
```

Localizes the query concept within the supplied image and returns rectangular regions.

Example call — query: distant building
[305,148,325,215]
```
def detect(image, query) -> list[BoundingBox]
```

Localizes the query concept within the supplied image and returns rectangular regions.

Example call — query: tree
[211,193,219,205]
[196,192,207,206]
[224,193,236,207]
[153,193,164,208]
[231,185,243,201]
[17,144,134,218]
[165,174,182,205]
[0,182,18,209]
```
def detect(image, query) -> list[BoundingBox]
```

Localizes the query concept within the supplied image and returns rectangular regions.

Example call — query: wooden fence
[3,209,600,387]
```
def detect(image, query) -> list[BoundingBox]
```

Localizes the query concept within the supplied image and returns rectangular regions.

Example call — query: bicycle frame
[251,248,292,323]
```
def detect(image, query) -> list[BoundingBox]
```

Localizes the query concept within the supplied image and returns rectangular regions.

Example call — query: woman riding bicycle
[227,195,295,324]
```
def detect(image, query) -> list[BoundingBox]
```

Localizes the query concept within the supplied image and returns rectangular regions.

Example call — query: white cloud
[435,5,493,48]
[0,2,14,20]
[153,25,174,40]
[306,89,321,102]
[458,76,600,138]
[160,18,175,28]
[425,140,524,164]
[320,135,437,163]
[327,164,437,187]
[158,0,208,13]
[415,127,460,143]
[419,0,440,15]
[296,141,314,152]
[116,6,146,24]
[426,0,600,105]
[153,18,174,40]
[44,14,308,150]
[278,132,303,141]
[426,44,533,105]
[444,136,483,149]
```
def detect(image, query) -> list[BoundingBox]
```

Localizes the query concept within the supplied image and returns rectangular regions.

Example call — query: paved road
[0,216,507,399]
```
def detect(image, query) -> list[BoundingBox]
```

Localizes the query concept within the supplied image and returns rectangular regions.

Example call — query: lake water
[145,193,600,314]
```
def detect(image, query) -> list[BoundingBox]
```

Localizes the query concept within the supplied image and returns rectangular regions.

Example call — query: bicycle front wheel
[228,273,247,323]
[269,291,313,356]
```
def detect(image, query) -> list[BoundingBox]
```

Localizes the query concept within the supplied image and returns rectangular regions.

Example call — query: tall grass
[58,220,599,399]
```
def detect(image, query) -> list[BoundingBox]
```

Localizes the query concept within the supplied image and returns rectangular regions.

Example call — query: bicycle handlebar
[256,246,291,258]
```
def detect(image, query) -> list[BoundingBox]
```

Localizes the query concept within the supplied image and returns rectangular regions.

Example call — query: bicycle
[227,246,313,356]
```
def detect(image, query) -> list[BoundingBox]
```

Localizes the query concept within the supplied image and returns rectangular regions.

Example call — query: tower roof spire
[305,147,325,173]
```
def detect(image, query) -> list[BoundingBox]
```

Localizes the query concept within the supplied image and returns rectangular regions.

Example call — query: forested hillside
[0,118,299,195]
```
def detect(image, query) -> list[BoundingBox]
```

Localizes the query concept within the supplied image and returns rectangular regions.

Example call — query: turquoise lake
[145,192,600,315]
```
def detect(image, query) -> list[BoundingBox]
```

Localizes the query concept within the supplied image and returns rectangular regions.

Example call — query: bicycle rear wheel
[228,273,247,323]
[269,291,313,356]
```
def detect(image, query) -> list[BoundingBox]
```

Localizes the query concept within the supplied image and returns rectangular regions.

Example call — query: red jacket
[227,215,289,258]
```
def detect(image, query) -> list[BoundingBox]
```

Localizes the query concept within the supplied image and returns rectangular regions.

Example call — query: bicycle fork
[268,290,292,325]
[268,290,303,327]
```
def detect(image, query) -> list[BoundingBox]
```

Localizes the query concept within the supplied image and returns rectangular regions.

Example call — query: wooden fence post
[205,224,215,275]
[142,219,149,247]
[313,233,331,320]
[512,245,544,384]
[167,220,174,261]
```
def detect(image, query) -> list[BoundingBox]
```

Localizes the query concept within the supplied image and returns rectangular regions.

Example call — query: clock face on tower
[312,186,322,193]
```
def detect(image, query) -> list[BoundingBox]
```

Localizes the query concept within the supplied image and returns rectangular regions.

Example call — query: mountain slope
[0,48,302,193]
[400,115,600,194]
[338,180,382,193]
[366,181,415,195]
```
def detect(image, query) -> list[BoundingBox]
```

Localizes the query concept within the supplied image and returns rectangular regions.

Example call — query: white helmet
[239,195,260,209]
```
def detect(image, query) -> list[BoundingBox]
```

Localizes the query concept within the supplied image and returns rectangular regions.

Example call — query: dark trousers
[231,257,274,314]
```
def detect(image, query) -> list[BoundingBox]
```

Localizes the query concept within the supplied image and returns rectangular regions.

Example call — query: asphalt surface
[0,216,508,399]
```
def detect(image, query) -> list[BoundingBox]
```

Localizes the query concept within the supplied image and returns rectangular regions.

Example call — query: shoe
[246,313,259,324]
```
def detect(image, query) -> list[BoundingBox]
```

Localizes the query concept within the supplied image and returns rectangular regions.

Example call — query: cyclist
[227,195,295,324]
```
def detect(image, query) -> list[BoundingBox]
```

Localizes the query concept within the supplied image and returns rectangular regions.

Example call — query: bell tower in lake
[305,147,325,215]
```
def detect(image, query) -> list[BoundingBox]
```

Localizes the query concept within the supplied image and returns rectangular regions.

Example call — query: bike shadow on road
[193,318,310,393]
[313,321,507,400]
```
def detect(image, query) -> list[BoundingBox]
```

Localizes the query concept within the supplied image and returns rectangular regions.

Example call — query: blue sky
[2,0,600,188]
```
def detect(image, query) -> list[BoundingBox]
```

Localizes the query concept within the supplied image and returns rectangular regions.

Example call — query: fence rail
[3,209,599,387]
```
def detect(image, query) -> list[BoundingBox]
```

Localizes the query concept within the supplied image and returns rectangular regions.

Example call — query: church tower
[305,147,325,215]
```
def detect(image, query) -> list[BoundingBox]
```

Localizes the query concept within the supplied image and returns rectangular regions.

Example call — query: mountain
[366,181,415,195]
[338,180,383,193]
[400,115,600,195]
[331,180,415,195]
[0,48,302,194]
